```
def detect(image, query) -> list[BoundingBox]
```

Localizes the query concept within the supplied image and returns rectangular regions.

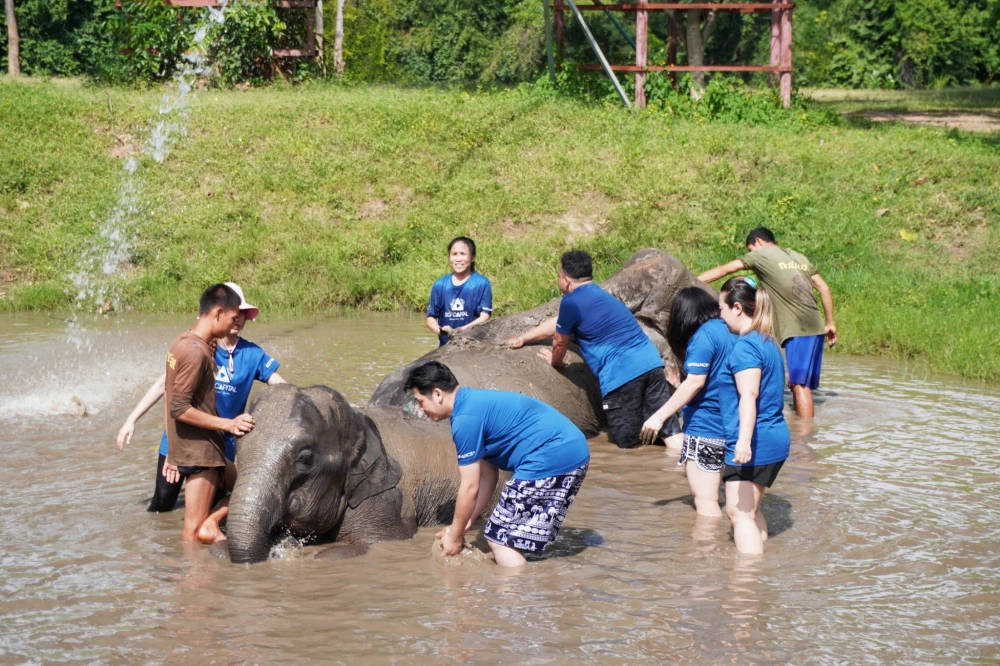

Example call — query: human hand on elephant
[536,347,568,368]
[440,325,456,338]
[505,335,525,349]
[225,413,255,436]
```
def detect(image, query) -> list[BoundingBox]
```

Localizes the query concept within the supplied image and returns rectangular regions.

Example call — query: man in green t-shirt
[698,227,837,418]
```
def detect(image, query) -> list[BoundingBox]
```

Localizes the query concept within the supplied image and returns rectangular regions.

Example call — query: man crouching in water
[405,361,590,567]
[165,284,254,543]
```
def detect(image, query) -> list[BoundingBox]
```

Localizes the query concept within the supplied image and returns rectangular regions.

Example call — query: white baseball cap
[225,282,260,321]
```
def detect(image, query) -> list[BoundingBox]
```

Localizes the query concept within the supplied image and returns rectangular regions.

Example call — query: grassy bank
[1,80,998,381]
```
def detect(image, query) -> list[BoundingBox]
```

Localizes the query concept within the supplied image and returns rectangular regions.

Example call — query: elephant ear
[344,415,403,510]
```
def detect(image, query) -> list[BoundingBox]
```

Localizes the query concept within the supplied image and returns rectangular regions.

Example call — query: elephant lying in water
[227,250,708,563]
[227,383,501,564]
[369,248,712,437]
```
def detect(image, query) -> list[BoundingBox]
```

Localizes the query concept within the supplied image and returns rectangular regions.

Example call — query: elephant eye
[295,449,314,472]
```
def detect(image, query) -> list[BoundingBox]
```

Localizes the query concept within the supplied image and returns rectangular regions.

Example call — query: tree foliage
[2,0,999,88]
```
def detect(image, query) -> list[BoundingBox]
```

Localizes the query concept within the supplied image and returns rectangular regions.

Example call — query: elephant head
[227,384,402,564]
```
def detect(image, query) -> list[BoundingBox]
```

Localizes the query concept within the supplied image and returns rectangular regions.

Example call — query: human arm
[426,316,452,335]
[639,373,708,446]
[456,311,490,334]
[441,461,483,556]
[117,374,166,451]
[537,331,571,368]
[733,368,762,464]
[811,273,837,347]
[697,259,746,285]
[506,316,558,349]
[266,372,287,385]
[174,407,254,436]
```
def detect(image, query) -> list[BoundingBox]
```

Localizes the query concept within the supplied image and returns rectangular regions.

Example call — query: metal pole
[592,0,635,50]
[543,0,556,83]
[564,0,632,109]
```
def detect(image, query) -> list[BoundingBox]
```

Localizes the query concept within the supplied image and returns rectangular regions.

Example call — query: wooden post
[667,13,677,87]
[555,0,564,64]
[780,4,792,108]
[307,3,315,56]
[770,0,780,88]
[316,0,326,75]
[635,0,647,108]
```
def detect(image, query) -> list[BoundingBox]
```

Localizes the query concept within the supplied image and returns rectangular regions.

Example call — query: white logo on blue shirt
[215,366,232,383]
[449,297,465,312]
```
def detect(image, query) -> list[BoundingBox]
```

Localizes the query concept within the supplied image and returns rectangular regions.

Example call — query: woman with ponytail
[640,287,735,517]
[425,236,493,346]
[718,276,790,554]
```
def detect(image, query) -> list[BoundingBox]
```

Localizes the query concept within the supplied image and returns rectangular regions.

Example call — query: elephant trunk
[227,452,288,565]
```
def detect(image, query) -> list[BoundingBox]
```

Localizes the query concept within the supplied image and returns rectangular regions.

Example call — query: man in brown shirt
[165,283,255,543]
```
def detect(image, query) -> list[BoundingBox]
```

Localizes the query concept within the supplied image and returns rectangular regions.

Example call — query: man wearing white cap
[116,282,286,542]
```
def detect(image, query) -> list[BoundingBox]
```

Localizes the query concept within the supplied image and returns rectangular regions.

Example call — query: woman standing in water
[425,236,493,346]
[639,287,735,517]
[717,277,790,554]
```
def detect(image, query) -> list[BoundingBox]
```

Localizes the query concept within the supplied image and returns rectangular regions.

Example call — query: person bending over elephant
[405,361,590,568]
[507,250,682,449]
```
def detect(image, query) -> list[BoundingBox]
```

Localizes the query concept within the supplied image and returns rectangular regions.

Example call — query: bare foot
[197,519,226,544]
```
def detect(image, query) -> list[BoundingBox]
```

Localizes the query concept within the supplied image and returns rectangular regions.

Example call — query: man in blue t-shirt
[116,282,286,513]
[404,360,590,568]
[506,251,681,449]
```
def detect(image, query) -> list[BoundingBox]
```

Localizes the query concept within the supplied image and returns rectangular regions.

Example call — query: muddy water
[1,312,998,665]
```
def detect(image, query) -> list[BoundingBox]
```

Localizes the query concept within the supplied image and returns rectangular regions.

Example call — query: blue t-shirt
[681,318,736,440]
[159,338,279,461]
[426,272,493,346]
[555,282,664,396]
[718,330,790,466]
[450,387,590,481]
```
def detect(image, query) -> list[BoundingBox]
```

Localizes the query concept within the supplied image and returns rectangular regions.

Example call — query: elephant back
[367,342,605,438]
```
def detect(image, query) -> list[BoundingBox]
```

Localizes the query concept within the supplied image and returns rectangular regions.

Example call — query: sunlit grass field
[1,80,998,380]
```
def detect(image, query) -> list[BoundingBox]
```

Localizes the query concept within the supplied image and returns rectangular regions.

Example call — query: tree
[4,0,19,76]
[668,7,717,98]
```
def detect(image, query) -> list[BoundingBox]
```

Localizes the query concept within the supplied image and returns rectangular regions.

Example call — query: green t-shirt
[741,245,825,344]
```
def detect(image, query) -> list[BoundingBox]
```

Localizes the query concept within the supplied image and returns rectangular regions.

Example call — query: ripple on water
[1,313,999,664]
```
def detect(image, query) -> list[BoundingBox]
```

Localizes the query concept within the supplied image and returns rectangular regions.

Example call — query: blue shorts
[784,334,824,389]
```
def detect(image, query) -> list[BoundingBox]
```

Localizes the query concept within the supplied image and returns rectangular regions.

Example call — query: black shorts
[602,367,681,449]
[722,461,785,488]
[176,465,225,477]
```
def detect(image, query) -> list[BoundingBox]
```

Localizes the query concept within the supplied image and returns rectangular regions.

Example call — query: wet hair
[666,287,721,363]
[560,250,593,280]
[403,360,459,396]
[448,236,477,273]
[721,276,775,339]
[746,226,776,247]
[198,283,241,316]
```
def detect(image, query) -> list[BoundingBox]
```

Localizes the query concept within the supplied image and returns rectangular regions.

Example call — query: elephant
[368,248,713,436]
[226,383,504,564]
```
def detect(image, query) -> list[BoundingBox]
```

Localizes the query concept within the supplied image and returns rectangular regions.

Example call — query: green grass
[1,79,998,381]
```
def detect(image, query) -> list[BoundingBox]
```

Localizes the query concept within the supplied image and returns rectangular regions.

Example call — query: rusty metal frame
[551,0,794,108]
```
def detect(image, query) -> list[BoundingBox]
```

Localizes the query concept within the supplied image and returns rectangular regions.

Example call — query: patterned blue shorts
[484,463,589,553]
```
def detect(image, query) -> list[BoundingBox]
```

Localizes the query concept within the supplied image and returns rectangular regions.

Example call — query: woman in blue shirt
[718,276,790,555]
[640,287,735,517]
[425,237,493,346]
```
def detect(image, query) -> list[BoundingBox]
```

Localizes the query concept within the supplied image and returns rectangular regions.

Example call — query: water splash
[69,1,230,316]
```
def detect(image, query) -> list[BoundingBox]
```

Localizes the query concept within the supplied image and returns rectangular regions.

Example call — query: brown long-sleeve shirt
[164,331,226,468]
